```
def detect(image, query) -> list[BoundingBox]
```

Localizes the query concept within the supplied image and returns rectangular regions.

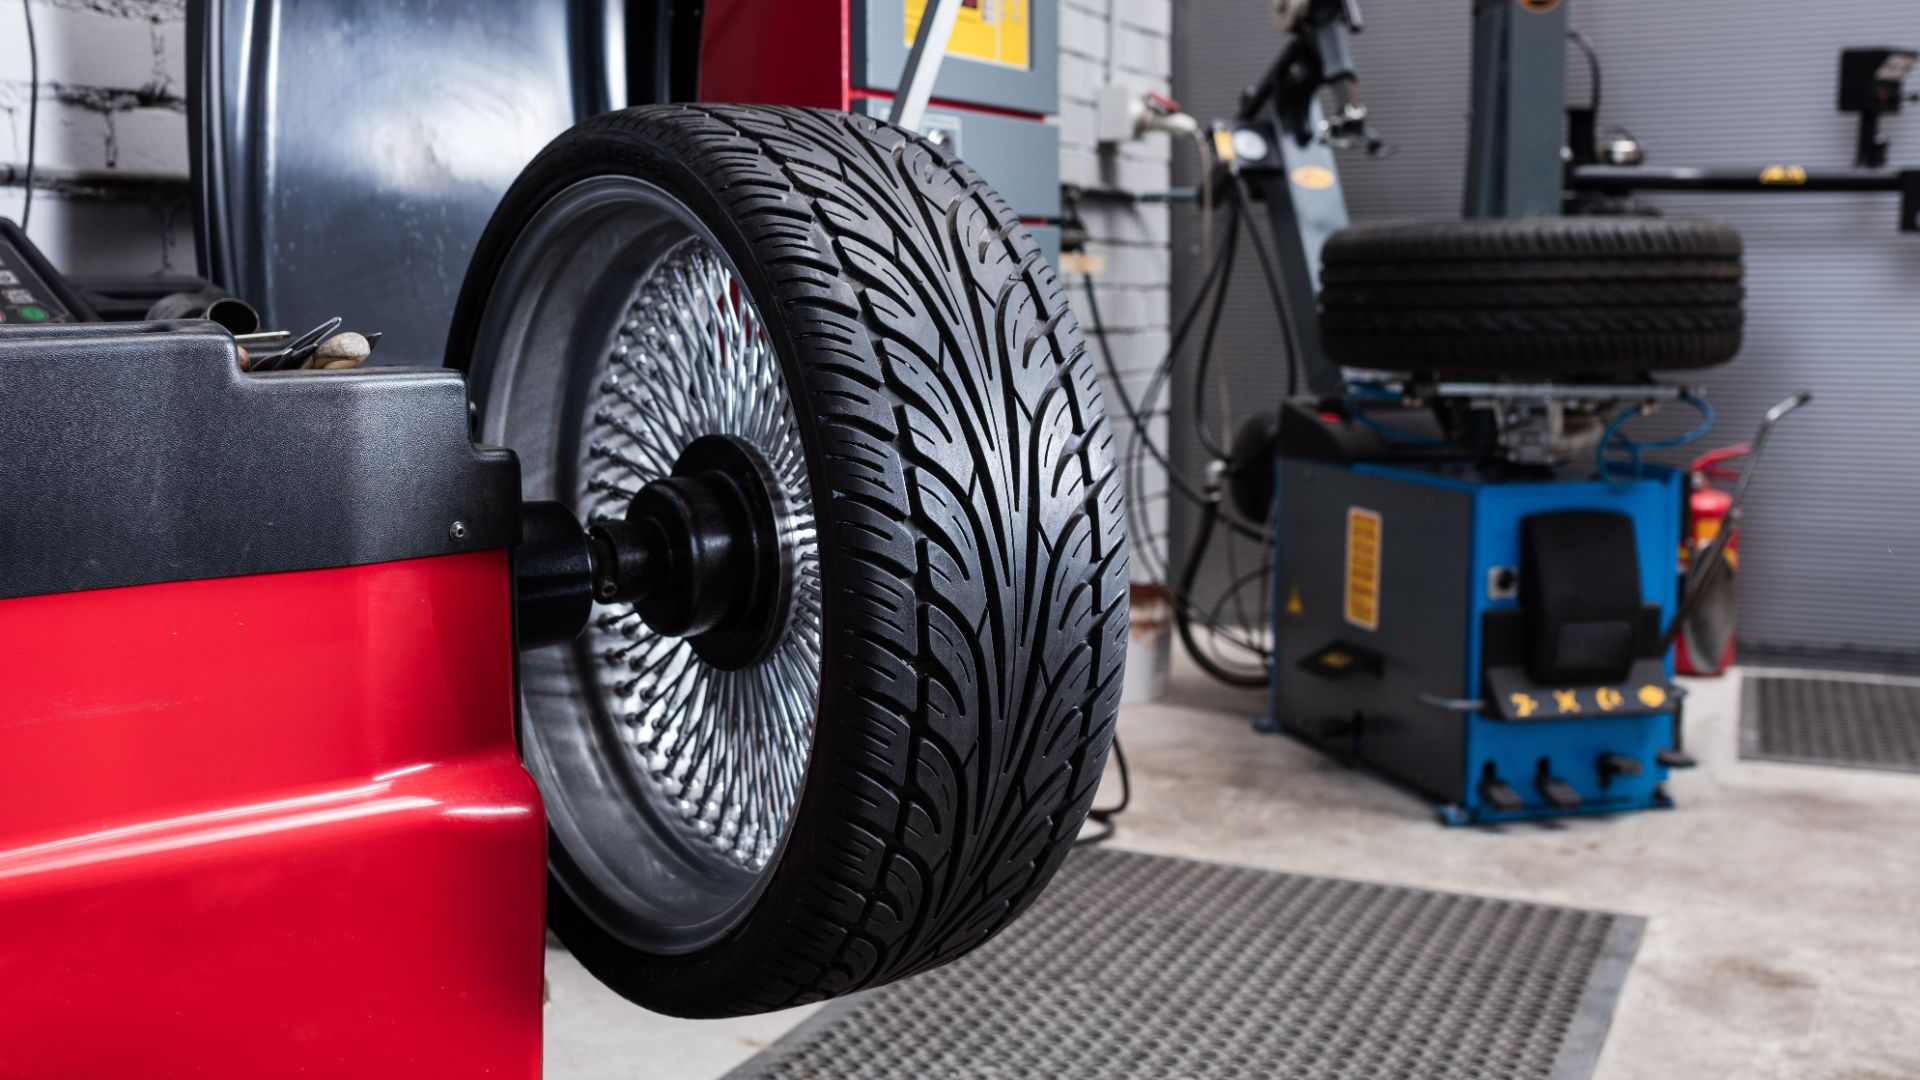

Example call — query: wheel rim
[469,176,820,954]
[583,238,820,871]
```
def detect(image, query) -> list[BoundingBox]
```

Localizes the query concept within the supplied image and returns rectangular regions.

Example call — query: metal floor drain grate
[727,848,1641,1080]
[1743,673,1920,773]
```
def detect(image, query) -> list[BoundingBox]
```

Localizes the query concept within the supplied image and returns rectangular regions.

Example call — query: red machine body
[1675,445,1744,676]
[0,552,545,1078]
[0,1,1061,1068]
[700,0,852,110]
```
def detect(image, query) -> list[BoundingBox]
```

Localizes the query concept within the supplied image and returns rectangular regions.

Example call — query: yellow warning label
[1290,165,1336,190]
[905,0,1030,71]
[1285,585,1304,616]
[1344,507,1382,631]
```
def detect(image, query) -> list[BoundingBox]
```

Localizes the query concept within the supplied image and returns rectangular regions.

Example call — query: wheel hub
[574,228,821,880]
[590,434,795,671]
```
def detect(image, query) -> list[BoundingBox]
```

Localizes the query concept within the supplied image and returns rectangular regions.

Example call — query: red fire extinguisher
[1669,391,1812,677]
[1676,445,1744,676]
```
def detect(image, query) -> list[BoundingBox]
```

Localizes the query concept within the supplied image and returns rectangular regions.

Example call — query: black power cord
[20,0,38,232]
[1569,29,1602,114]
[1189,202,1241,460]
[1065,188,1278,686]
[1175,497,1269,688]
[1075,737,1130,847]
[1068,192,1264,547]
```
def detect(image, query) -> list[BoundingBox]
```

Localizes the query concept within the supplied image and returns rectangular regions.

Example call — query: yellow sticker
[905,0,1030,71]
[1285,584,1304,616]
[1510,692,1540,718]
[1759,164,1808,185]
[1595,687,1624,712]
[1290,165,1336,190]
[1553,689,1581,714]
[1213,128,1238,164]
[1344,507,1382,631]
[1637,684,1668,708]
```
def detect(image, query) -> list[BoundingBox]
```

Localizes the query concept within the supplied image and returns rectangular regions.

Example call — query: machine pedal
[1478,776,1525,813]
[1656,748,1698,769]
[1535,762,1582,810]
[1597,753,1643,786]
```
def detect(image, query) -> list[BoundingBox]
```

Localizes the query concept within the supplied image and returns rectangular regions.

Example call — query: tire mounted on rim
[447,105,1129,1018]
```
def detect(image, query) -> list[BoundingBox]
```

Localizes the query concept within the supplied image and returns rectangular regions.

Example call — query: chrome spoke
[580,237,820,873]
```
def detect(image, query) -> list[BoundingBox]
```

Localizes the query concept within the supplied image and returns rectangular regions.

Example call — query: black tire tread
[1322,215,1743,263]
[1318,216,1744,375]
[454,105,1127,1017]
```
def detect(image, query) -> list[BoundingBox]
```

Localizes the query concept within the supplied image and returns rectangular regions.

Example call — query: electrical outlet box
[1097,84,1139,145]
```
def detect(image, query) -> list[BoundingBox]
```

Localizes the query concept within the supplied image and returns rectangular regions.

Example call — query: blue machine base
[1270,459,1686,824]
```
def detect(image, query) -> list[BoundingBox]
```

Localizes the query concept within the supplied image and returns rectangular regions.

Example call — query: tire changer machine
[1227,0,1866,824]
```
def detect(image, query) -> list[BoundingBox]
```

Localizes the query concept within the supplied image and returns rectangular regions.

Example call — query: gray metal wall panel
[1563,3,1920,663]
[1173,0,1920,663]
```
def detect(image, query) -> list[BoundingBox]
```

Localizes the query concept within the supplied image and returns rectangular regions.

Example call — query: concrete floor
[546,661,1920,1080]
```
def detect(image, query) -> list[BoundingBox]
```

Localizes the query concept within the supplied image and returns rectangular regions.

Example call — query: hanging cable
[1068,191,1274,668]
[20,0,39,233]
[1229,178,1301,397]
[1121,189,1279,679]
[1569,29,1602,114]
[1064,141,1290,688]
[1174,498,1270,687]
[1066,190,1265,545]
[1190,201,1242,460]
[1075,737,1130,847]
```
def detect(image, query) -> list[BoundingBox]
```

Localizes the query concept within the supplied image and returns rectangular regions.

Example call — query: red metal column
[700,0,852,110]
[0,551,544,1079]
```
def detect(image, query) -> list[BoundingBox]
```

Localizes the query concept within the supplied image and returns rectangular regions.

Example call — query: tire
[1318,215,1744,375]
[446,105,1128,1018]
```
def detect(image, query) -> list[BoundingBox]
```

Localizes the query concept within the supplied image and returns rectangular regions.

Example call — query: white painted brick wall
[0,0,191,278]
[1058,0,1175,578]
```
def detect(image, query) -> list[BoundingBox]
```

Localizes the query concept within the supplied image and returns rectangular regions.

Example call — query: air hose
[1174,493,1271,689]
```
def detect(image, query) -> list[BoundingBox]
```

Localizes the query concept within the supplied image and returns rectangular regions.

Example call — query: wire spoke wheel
[583,237,821,873]
[451,105,1127,1018]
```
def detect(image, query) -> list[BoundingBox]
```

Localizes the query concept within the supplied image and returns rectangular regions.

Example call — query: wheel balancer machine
[0,0,1119,1073]
[1224,0,1851,823]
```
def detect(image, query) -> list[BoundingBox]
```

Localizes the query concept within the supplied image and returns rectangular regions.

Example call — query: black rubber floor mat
[1743,673,1920,773]
[726,848,1643,1080]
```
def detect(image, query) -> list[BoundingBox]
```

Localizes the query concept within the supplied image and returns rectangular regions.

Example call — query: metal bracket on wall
[890,0,964,133]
